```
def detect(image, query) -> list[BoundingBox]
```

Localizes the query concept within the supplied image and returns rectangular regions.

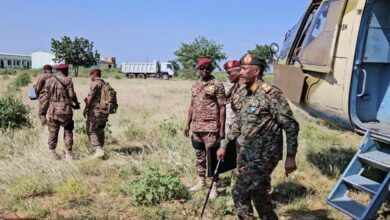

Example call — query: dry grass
[0,73,388,219]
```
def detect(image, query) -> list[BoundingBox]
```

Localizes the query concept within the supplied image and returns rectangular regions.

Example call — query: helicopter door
[352,0,390,140]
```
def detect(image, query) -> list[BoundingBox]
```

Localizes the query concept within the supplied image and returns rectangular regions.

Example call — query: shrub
[122,167,189,205]
[11,72,31,88]
[176,69,198,80]
[0,69,16,75]
[10,176,52,199]
[0,95,30,130]
[56,179,91,207]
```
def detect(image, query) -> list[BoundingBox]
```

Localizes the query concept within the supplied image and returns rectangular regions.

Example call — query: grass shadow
[271,182,314,204]
[111,145,151,156]
[284,209,330,220]
[307,147,355,178]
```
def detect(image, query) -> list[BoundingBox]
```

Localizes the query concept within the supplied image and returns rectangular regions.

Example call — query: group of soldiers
[185,55,300,220]
[34,64,110,161]
[34,55,298,219]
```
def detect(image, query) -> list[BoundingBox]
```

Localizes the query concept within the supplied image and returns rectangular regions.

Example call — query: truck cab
[160,62,175,79]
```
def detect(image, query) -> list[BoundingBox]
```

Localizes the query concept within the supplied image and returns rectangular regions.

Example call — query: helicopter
[270,0,390,219]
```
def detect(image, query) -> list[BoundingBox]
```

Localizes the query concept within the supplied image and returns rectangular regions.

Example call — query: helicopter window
[298,0,344,67]
[279,21,301,60]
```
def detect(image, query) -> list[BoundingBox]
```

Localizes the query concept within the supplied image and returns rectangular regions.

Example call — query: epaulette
[260,83,273,93]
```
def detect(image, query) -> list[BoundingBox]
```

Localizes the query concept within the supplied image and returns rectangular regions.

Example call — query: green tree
[51,36,100,77]
[168,60,181,72]
[247,44,272,71]
[174,36,227,71]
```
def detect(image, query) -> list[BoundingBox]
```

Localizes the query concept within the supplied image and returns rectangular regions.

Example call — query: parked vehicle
[121,60,174,80]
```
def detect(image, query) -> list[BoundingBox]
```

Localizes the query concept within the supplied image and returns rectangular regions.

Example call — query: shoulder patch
[261,83,273,93]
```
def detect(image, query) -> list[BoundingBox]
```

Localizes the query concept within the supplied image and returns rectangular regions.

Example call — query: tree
[247,44,273,71]
[174,36,227,71]
[51,36,100,77]
[168,60,181,72]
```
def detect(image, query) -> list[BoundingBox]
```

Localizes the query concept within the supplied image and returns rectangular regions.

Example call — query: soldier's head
[197,57,213,80]
[42,64,52,74]
[56,64,69,76]
[239,54,266,86]
[89,68,101,81]
[224,60,241,84]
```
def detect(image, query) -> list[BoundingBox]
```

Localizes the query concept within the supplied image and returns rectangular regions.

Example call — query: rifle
[200,159,221,219]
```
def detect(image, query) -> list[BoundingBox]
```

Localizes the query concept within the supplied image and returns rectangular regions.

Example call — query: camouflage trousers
[86,120,106,148]
[47,117,74,151]
[38,99,49,125]
[233,146,279,220]
[191,132,218,177]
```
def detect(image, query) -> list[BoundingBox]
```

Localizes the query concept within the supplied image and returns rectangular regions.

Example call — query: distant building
[99,57,117,69]
[0,53,31,69]
[31,51,58,69]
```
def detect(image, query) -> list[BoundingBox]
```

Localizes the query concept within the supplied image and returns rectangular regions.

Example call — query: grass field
[0,71,389,219]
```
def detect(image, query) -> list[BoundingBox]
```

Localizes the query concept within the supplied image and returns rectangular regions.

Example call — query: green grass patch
[10,176,52,199]
[76,158,102,176]
[55,179,92,208]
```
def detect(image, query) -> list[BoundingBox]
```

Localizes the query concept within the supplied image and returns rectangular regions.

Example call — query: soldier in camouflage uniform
[224,60,246,135]
[42,64,80,161]
[83,68,109,158]
[34,64,53,126]
[218,54,299,220]
[184,57,226,200]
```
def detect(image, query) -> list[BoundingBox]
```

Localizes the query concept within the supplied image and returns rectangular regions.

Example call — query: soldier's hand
[217,148,226,161]
[285,157,297,177]
[184,125,190,137]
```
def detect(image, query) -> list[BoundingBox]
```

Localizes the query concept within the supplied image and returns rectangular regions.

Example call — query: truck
[121,60,175,80]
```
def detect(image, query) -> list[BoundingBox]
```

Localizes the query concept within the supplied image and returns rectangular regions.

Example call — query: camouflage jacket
[43,72,77,116]
[226,81,299,159]
[86,79,108,122]
[227,83,246,114]
[35,72,52,100]
[191,76,226,132]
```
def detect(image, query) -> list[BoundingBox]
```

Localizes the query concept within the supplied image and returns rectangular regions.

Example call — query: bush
[11,72,31,88]
[176,69,198,80]
[122,167,190,205]
[10,176,52,199]
[0,95,30,130]
[56,179,91,207]
[0,69,16,75]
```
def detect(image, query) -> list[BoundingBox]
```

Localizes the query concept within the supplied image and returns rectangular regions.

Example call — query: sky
[0,0,311,64]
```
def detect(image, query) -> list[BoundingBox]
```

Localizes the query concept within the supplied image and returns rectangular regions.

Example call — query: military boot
[209,183,218,200]
[50,149,61,160]
[93,146,105,158]
[189,176,206,192]
[65,150,73,162]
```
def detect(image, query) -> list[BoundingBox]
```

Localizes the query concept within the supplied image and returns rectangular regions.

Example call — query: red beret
[196,57,212,68]
[223,60,240,71]
[89,68,101,74]
[43,64,52,70]
[56,64,68,70]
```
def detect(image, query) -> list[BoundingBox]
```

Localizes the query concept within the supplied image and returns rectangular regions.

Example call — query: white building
[31,51,57,69]
[0,53,31,69]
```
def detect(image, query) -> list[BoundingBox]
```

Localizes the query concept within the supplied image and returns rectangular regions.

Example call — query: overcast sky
[0,0,311,64]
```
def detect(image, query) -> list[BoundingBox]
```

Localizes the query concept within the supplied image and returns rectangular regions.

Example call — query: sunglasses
[199,66,212,71]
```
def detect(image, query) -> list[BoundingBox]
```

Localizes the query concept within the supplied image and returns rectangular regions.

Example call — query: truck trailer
[121,60,174,80]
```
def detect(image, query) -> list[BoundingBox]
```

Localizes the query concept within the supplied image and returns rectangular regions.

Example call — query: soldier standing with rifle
[42,64,80,161]
[184,57,226,200]
[34,64,53,126]
[217,54,300,220]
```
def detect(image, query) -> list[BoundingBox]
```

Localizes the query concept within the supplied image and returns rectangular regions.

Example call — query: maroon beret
[223,60,240,71]
[89,68,101,74]
[42,64,52,70]
[56,64,68,70]
[196,57,212,68]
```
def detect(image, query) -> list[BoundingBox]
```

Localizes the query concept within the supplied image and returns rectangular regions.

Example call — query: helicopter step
[327,129,390,220]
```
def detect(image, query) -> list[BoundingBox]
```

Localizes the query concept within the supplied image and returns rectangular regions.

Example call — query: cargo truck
[121,60,174,80]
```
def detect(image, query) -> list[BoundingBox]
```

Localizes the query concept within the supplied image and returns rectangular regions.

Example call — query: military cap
[56,63,68,70]
[42,64,52,70]
[240,53,266,68]
[223,60,240,71]
[89,68,101,74]
[196,57,213,68]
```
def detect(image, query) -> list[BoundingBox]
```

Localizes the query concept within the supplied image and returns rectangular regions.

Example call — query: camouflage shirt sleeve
[67,78,76,99]
[268,88,300,157]
[215,81,226,107]
[35,76,45,94]
[41,79,51,114]
[88,81,99,98]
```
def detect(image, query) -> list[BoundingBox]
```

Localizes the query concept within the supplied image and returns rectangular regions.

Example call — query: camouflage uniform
[86,79,108,148]
[42,72,78,151]
[191,76,226,177]
[225,83,246,134]
[226,81,299,220]
[35,72,52,125]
